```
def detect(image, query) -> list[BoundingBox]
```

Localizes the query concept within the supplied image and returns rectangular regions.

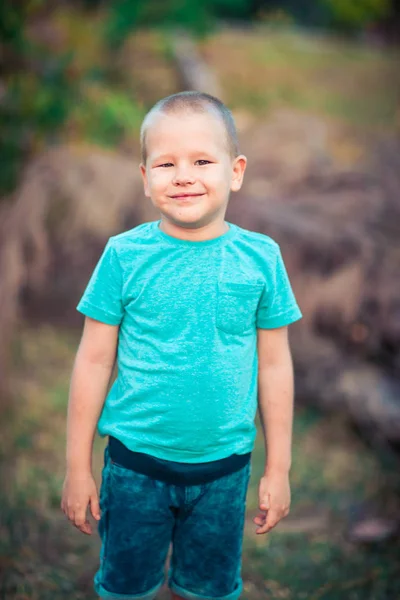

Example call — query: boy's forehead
[145,110,229,156]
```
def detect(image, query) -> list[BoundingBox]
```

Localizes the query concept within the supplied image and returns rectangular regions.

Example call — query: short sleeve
[76,239,124,325]
[256,245,302,329]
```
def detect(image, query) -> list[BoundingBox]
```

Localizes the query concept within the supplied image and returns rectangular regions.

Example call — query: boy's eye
[156,160,211,167]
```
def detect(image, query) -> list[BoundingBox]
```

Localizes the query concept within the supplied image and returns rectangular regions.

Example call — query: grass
[200,27,400,132]
[1,323,399,599]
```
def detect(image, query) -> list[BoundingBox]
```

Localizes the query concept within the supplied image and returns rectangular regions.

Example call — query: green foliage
[0,0,76,194]
[0,51,75,193]
[105,0,250,48]
[106,0,210,47]
[71,86,145,145]
[255,0,392,31]
[0,3,145,196]
[321,0,391,30]
[0,0,28,48]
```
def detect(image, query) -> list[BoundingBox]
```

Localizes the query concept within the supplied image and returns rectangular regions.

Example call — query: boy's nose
[172,169,195,185]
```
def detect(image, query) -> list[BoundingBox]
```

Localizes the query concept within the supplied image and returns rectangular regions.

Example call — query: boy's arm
[256,325,294,476]
[66,316,119,474]
[252,325,293,535]
[62,316,118,535]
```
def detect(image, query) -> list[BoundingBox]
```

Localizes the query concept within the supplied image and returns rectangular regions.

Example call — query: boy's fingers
[67,508,75,522]
[256,510,279,534]
[73,511,92,535]
[253,514,265,525]
[74,508,88,528]
[256,521,273,534]
[78,521,92,535]
[74,521,92,535]
[255,516,270,534]
[265,512,279,531]
[90,494,101,520]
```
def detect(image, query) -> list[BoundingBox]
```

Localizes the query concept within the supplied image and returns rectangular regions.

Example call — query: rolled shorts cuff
[168,576,243,600]
[95,575,165,600]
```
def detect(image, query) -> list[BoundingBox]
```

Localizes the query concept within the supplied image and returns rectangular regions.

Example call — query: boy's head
[139,91,247,231]
[140,91,239,164]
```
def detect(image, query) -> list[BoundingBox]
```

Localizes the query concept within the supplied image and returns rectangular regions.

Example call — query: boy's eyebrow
[149,154,172,163]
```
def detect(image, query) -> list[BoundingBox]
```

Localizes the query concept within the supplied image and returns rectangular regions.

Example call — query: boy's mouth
[170,193,204,199]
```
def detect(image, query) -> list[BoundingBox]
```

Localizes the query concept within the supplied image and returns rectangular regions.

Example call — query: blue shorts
[94,446,252,600]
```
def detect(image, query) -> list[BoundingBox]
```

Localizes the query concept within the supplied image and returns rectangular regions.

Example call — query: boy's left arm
[253,325,294,535]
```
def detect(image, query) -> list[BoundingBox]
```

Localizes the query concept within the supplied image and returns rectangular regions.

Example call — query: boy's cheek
[149,172,170,188]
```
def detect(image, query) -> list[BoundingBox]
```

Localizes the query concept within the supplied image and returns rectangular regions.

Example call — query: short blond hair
[140,91,240,164]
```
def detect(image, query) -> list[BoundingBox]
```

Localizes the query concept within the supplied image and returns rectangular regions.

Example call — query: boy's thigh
[95,452,174,599]
[168,461,251,600]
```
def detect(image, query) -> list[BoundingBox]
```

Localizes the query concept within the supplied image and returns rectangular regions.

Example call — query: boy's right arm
[61,316,119,535]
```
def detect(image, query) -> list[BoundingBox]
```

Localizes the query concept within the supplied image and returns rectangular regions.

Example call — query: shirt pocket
[216,281,264,335]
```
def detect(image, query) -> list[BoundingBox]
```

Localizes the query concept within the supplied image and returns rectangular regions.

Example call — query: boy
[61,91,302,600]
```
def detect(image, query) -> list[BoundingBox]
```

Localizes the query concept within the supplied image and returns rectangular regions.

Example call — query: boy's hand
[253,470,290,535]
[61,471,101,535]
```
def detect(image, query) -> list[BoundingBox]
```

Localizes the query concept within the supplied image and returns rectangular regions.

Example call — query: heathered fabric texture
[76,219,302,463]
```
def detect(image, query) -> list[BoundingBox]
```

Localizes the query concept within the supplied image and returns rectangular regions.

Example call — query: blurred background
[1,1,400,598]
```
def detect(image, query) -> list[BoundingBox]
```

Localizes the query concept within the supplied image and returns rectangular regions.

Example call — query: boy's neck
[158,218,229,242]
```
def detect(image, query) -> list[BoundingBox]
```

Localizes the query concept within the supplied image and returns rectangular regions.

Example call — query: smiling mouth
[170,193,204,199]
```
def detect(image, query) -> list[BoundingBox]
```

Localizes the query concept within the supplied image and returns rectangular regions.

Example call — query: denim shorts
[94,446,252,600]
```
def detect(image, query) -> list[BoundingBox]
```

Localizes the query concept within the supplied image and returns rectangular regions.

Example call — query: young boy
[61,91,302,600]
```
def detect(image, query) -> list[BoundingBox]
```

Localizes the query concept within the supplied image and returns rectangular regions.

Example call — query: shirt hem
[256,307,302,329]
[76,301,122,325]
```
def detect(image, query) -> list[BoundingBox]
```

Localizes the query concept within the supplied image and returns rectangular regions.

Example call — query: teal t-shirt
[76,219,302,463]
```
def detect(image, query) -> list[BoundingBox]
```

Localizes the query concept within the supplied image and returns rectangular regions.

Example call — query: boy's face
[140,111,246,229]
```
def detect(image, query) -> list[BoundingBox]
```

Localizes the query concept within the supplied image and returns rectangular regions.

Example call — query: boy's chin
[163,209,206,225]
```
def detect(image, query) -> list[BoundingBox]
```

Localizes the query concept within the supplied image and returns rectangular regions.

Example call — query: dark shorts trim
[169,570,243,600]
[108,435,251,486]
[95,576,164,600]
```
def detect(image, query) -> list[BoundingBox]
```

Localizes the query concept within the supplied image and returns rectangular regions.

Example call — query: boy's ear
[230,155,247,192]
[139,163,151,198]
